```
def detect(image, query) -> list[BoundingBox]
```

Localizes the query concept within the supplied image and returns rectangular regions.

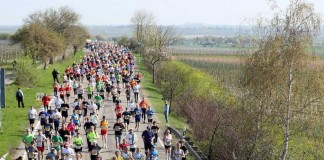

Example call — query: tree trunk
[73,46,77,55]
[208,126,218,159]
[43,61,47,70]
[49,56,54,64]
[152,64,155,84]
[281,66,293,160]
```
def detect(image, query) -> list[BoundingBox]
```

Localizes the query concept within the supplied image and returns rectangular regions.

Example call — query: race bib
[74,116,79,120]
[77,110,82,114]
[41,114,46,118]
[53,142,60,147]
[124,115,130,120]
[75,144,82,149]
[28,152,35,158]
[45,126,51,131]
[91,150,98,155]
[165,141,172,146]
[29,113,35,119]
[152,129,158,134]
[62,107,67,111]
[114,126,121,131]
[147,115,153,119]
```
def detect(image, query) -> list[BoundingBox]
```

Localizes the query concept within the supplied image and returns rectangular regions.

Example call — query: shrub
[15,56,40,87]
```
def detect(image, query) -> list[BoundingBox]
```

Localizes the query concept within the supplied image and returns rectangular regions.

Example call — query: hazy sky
[0,0,323,26]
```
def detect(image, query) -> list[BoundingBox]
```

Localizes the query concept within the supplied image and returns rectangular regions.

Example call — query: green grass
[0,51,84,158]
[135,54,189,132]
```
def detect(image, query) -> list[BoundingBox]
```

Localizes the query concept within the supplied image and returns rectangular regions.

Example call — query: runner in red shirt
[59,85,66,101]
[66,84,72,101]
[114,102,124,120]
[119,138,130,151]
[65,66,71,79]
[42,93,51,111]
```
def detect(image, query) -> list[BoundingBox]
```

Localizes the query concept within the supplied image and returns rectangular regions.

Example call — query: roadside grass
[0,51,83,158]
[134,54,189,132]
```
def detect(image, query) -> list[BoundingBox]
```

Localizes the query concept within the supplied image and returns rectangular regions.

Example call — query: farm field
[173,52,324,158]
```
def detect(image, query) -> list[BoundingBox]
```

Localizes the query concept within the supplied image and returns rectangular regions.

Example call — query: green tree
[24,6,83,60]
[64,25,90,55]
[156,61,190,112]
[242,0,323,159]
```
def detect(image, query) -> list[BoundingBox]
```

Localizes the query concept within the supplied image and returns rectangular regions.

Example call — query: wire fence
[0,44,21,66]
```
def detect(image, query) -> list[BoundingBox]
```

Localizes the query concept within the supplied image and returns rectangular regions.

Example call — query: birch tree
[242,0,323,159]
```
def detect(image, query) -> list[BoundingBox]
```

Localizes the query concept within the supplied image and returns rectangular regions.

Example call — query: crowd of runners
[20,42,188,160]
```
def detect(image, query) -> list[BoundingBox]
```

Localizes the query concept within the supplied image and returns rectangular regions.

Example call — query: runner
[134,105,142,131]
[133,82,140,103]
[121,146,133,160]
[125,128,138,153]
[28,106,37,131]
[141,126,154,157]
[86,126,99,150]
[22,129,35,153]
[133,148,145,160]
[51,131,63,159]
[61,101,70,123]
[58,123,71,143]
[39,108,48,129]
[26,141,38,160]
[42,93,51,111]
[89,140,102,160]
[35,129,47,160]
[54,96,63,112]
[151,121,159,144]
[139,97,148,123]
[53,81,59,97]
[43,119,53,150]
[87,84,94,99]
[53,109,61,132]
[149,145,158,160]
[146,106,155,125]
[163,129,173,160]
[179,140,188,160]
[61,142,75,160]
[94,93,103,111]
[114,101,124,120]
[72,132,83,154]
[45,148,57,160]
[100,116,108,148]
[122,108,131,131]
[113,118,125,148]
[59,85,66,102]
[173,143,185,160]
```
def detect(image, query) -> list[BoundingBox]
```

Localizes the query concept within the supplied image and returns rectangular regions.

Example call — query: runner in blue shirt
[142,126,154,157]
[39,108,49,129]
[146,106,155,126]
[134,105,142,131]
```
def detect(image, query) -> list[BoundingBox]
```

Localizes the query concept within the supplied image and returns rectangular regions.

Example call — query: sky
[0,0,323,26]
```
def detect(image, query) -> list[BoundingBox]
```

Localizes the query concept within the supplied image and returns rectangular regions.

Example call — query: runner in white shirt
[87,101,97,114]
[55,97,63,112]
[61,142,75,160]
[173,143,185,160]
[28,106,37,131]
[35,130,47,160]
[125,128,138,153]
[128,100,136,122]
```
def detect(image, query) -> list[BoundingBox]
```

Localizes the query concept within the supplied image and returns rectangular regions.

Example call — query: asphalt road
[14,50,167,160]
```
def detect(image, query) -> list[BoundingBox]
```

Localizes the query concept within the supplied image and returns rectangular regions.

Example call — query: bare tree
[143,25,177,83]
[131,10,155,48]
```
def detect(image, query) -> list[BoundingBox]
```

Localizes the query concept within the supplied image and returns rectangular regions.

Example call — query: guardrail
[167,126,208,160]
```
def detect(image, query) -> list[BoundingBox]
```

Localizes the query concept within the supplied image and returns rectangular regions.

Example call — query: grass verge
[0,51,84,159]
[134,54,189,132]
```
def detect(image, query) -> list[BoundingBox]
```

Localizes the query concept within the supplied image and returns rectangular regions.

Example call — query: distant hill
[1,25,323,40]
